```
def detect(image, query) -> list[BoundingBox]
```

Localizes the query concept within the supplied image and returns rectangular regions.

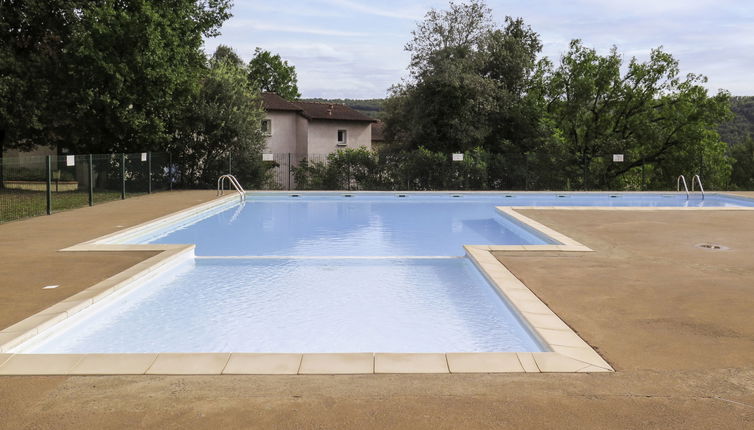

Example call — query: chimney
[327,104,333,116]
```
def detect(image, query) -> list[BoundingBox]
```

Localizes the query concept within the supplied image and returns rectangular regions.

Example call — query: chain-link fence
[251,150,712,192]
[1,152,171,223]
[1,147,723,223]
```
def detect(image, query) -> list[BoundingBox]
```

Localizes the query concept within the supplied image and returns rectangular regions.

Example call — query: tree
[212,44,245,67]
[247,48,300,100]
[728,135,754,190]
[383,3,545,154]
[172,47,267,188]
[0,0,232,154]
[719,96,754,146]
[0,1,79,153]
[405,0,493,75]
[543,40,732,189]
[722,96,754,189]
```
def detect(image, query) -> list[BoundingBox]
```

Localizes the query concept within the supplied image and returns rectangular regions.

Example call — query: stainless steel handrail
[677,175,689,199]
[217,174,246,201]
[691,175,705,200]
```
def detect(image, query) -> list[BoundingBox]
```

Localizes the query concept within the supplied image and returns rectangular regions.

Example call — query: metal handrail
[691,175,705,200]
[677,175,689,199]
[217,174,246,201]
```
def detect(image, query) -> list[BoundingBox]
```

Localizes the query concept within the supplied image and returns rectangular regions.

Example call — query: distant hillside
[301,98,385,119]
[720,96,754,145]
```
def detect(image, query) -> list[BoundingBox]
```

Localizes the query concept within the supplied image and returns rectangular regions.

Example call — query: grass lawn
[0,189,125,223]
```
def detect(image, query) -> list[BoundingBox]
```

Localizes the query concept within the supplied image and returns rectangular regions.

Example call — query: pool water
[18,192,754,354]
[141,198,555,256]
[26,258,542,353]
[130,193,754,257]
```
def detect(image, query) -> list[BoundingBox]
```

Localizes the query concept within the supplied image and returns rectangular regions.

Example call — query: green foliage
[719,96,754,146]
[544,40,733,189]
[0,1,79,151]
[292,146,565,191]
[0,0,232,154]
[405,0,493,74]
[729,135,754,190]
[0,1,279,189]
[212,44,245,67]
[384,7,546,155]
[293,147,382,190]
[172,47,268,188]
[383,0,737,190]
[247,48,300,100]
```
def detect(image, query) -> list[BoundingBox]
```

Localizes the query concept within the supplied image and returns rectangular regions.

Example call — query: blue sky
[203,0,754,99]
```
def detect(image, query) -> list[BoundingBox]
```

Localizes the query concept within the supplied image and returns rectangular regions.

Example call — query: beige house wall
[263,111,301,154]
[306,120,372,156]
[295,115,309,155]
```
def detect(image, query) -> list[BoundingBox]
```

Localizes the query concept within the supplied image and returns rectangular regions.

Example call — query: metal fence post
[121,153,126,200]
[88,154,93,206]
[169,153,173,191]
[147,152,152,194]
[641,157,645,191]
[288,153,292,190]
[699,151,704,179]
[46,155,52,215]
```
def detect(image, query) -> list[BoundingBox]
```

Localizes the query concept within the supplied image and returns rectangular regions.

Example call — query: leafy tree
[384,2,545,154]
[247,48,300,100]
[212,44,245,67]
[728,135,754,190]
[0,1,78,153]
[543,40,732,189]
[294,147,381,190]
[0,0,231,155]
[172,47,268,188]
[405,0,493,74]
[719,96,754,146]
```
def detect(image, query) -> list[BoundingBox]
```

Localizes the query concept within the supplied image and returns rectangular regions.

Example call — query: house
[261,93,376,156]
[371,120,385,147]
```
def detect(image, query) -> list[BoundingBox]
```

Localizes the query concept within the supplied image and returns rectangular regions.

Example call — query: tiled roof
[262,93,376,122]
[294,101,377,122]
[261,92,303,112]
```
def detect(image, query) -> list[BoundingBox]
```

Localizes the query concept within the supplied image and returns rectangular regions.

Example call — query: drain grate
[695,243,729,250]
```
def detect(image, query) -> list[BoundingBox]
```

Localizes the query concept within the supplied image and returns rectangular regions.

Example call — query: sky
[203,0,754,99]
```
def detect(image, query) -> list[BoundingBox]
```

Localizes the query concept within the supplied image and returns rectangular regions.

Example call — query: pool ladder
[217,174,246,202]
[677,175,704,200]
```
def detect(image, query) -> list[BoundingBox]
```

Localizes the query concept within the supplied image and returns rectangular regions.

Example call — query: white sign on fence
[452,153,464,161]
[262,153,274,161]
[141,152,148,162]
[66,155,75,166]
[613,154,624,162]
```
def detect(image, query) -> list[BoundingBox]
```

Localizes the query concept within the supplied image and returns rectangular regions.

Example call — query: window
[261,119,272,136]
[337,129,347,146]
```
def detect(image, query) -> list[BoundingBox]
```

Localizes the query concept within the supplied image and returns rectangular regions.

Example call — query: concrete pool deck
[1,190,753,428]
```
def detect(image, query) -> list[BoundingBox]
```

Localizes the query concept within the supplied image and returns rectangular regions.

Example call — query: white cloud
[233,2,344,18]
[206,0,754,97]
[225,19,369,37]
[319,0,425,20]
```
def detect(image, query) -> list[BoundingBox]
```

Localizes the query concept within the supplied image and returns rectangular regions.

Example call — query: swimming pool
[11,192,754,357]
[131,195,557,256]
[120,192,754,256]
[26,258,542,353]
